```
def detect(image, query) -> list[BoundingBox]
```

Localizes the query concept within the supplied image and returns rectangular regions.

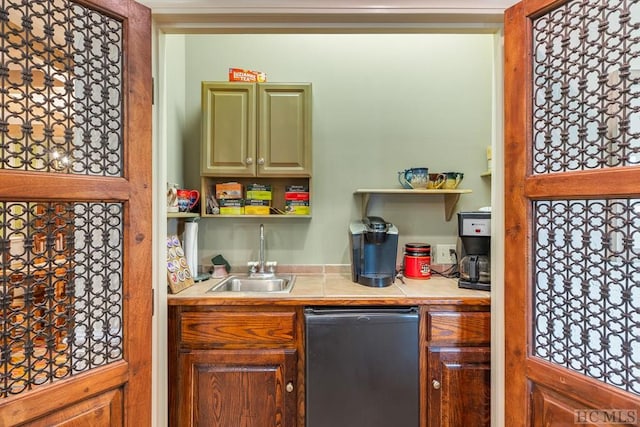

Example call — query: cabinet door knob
[432,379,441,390]
[286,382,294,393]
[246,157,253,165]
[258,157,265,165]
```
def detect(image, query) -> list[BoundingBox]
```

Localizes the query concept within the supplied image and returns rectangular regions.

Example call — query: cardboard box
[245,199,271,206]
[285,191,309,201]
[220,207,244,215]
[216,182,243,199]
[228,68,267,83]
[246,190,272,200]
[246,183,272,191]
[219,198,244,215]
[285,185,309,192]
[285,200,310,215]
[245,205,270,215]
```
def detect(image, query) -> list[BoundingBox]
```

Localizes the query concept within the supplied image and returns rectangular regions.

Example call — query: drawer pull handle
[258,157,265,165]
[286,382,294,393]
[246,157,253,165]
[432,380,441,390]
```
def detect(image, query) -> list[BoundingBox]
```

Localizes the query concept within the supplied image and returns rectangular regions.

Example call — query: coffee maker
[349,216,399,287]
[457,211,491,291]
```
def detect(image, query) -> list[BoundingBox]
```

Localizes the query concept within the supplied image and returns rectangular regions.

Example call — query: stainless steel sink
[207,274,296,293]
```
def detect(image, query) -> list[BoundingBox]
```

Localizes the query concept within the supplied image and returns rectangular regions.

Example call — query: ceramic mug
[167,183,179,212]
[398,167,428,189]
[177,189,200,212]
[427,173,446,189]
[442,172,464,189]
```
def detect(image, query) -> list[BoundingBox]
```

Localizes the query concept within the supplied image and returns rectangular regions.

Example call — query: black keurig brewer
[457,211,491,291]
[349,216,399,287]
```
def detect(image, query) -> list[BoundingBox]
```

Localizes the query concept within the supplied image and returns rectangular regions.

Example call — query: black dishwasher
[304,306,419,427]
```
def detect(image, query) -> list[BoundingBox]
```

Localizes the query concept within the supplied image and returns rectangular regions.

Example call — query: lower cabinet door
[427,346,491,427]
[176,349,297,427]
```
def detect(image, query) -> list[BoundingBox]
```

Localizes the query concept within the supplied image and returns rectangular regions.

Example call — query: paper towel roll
[183,221,198,276]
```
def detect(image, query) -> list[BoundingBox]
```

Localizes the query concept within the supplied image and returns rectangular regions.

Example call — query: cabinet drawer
[427,311,490,345]
[180,311,296,348]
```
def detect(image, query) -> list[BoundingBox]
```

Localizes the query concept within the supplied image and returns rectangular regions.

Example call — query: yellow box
[220,206,244,215]
[246,190,272,200]
[245,206,270,215]
[285,204,310,215]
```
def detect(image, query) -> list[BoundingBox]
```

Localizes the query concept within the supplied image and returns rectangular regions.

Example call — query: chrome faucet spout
[259,223,265,273]
[248,223,275,278]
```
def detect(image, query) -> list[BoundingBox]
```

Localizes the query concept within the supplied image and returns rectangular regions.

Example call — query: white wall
[165,33,494,269]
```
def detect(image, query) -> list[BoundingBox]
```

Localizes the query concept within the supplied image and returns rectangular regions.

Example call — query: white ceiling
[138,0,519,17]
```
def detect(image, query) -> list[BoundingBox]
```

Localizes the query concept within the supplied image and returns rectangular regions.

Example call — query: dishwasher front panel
[304,307,419,427]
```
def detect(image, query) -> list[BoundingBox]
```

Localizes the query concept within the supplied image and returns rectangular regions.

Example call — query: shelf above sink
[354,188,472,221]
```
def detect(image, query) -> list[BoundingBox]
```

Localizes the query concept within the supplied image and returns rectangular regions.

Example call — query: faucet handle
[265,261,277,274]
[247,261,259,274]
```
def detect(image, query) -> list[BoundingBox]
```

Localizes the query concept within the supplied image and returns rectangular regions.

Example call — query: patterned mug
[177,189,200,212]
[427,173,446,189]
[398,167,429,189]
[442,172,464,189]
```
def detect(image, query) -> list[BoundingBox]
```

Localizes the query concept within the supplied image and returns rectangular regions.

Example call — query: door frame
[151,12,507,427]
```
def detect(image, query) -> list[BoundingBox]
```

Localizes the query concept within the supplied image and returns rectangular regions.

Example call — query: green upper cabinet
[201,82,312,177]
[201,82,256,176]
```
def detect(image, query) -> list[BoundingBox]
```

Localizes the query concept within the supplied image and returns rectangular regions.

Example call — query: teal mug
[442,172,464,189]
[398,167,428,189]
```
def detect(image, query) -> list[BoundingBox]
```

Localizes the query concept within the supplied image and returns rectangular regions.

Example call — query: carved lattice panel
[0,0,126,399]
[533,199,640,396]
[532,0,640,173]
[530,0,640,398]
[0,0,123,175]
[0,201,124,397]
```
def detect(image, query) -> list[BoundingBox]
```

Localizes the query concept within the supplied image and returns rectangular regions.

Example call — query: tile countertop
[167,272,491,307]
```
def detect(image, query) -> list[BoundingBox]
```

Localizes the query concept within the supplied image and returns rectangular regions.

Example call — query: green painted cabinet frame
[201,82,312,177]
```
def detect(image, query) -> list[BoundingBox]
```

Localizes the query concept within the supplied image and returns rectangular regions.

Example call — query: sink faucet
[258,223,266,273]
[248,223,277,277]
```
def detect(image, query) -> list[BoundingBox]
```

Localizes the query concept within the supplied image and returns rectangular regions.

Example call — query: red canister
[404,243,431,279]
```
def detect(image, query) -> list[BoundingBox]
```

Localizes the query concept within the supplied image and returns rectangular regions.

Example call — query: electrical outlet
[435,244,457,265]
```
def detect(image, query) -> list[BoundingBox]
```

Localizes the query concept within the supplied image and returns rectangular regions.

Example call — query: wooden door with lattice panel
[0,0,152,425]
[505,0,640,425]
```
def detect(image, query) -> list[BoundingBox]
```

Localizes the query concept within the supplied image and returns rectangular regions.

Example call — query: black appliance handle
[304,306,418,316]
[468,255,479,282]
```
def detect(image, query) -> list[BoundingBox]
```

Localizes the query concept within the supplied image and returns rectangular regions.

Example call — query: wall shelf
[354,188,472,221]
[167,212,200,219]
[200,214,311,219]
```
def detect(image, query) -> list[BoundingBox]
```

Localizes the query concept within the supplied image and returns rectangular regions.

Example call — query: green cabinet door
[201,82,312,178]
[257,83,312,177]
[201,82,256,176]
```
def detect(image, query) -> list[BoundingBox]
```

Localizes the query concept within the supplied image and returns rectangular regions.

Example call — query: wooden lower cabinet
[177,349,297,427]
[426,346,491,427]
[169,306,302,427]
[169,304,490,427]
[424,307,491,427]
